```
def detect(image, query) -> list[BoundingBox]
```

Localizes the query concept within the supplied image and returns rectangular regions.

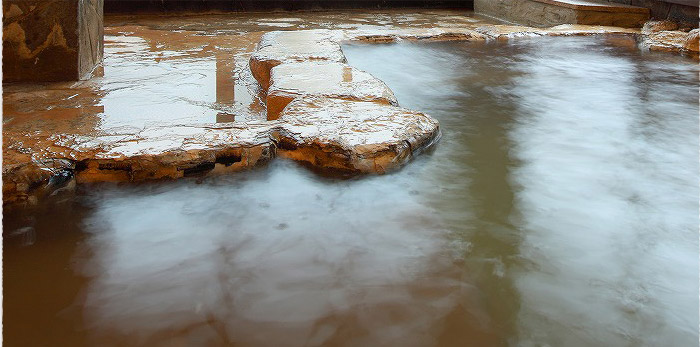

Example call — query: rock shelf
[4,14,698,205]
[267,61,398,120]
[249,30,347,91]
[3,123,276,204]
[275,97,440,174]
[250,28,441,175]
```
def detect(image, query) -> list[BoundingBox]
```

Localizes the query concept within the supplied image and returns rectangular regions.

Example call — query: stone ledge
[532,0,650,13]
[5,22,696,205]
[249,30,347,91]
[267,61,398,120]
[274,97,440,174]
[475,0,650,28]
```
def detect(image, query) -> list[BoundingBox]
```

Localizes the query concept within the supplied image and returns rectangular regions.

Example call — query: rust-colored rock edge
[5,22,697,205]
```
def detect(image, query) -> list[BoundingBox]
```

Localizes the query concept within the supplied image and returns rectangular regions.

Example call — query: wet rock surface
[4,10,697,204]
[275,97,440,174]
[249,30,347,90]
[3,0,104,81]
[474,0,649,28]
[267,61,398,120]
[642,20,679,33]
[474,23,639,39]
[345,27,488,42]
[3,122,276,203]
[683,29,699,53]
[248,26,441,173]
[640,25,699,56]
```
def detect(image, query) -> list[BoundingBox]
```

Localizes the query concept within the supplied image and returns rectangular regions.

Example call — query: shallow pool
[4,36,698,346]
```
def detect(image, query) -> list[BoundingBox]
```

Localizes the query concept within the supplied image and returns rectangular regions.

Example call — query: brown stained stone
[3,122,276,204]
[4,11,697,205]
[642,29,699,57]
[644,31,688,51]
[61,123,275,181]
[475,25,547,40]
[274,97,440,174]
[474,0,649,28]
[347,27,488,42]
[474,24,639,39]
[2,161,55,205]
[531,0,648,13]
[2,0,104,82]
[267,61,398,120]
[249,30,347,91]
[642,20,679,33]
[545,24,639,36]
[683,29,699,53]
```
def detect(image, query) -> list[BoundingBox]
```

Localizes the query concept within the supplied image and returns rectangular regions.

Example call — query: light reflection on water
[507,39,699,346]
[75,160,500,346]
[97,33,260,130]
[4,36,699,346]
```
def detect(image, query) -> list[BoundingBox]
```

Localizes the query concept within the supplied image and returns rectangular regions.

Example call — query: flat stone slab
[267,61,398,120]
[345,27,488,43]
[274,97,440,174]
[249,30,347,90]
[3,123,275,203]
[641,28,699,55]
[474,24,639,39]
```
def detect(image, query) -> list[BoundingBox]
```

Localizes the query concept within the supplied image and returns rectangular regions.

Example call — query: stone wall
[474,0,649,28]
[2,0,104,82]
[475,0,577,27]
[604,0,698,26]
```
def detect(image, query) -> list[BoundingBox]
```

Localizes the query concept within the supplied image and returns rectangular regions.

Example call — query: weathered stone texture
[2,0,104,82]
[251,30,441,174]
[3,122,276,204]
[640,26,699,56]
[683,29,699,53]
[267,61,398,120]
[275,97,440,174]
[605,0,698,26]
[642,20,679,32]
[249,30,346,91]
[475,0,649,28]
[78,0,104,78]
[6,18,697,205]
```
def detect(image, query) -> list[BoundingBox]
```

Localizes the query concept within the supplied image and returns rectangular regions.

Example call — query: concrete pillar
[2,0,104,82]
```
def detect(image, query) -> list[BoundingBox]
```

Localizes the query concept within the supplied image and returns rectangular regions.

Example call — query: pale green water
[4,36,699,346]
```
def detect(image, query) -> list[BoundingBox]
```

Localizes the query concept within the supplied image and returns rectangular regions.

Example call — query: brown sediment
[4,11,697,205]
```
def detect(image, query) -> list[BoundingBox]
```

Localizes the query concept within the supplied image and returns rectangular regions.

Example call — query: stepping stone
[249,30,346,90]
[266,61,399,120]
[274,97,440,174]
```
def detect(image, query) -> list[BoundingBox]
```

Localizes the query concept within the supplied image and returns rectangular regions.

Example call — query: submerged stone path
[4,17,698,205]
[250,29,441,174]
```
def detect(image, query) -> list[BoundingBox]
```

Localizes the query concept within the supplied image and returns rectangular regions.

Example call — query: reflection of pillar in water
[342,66,353,82]
[216,53,235,122]
[216,112,235,123]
